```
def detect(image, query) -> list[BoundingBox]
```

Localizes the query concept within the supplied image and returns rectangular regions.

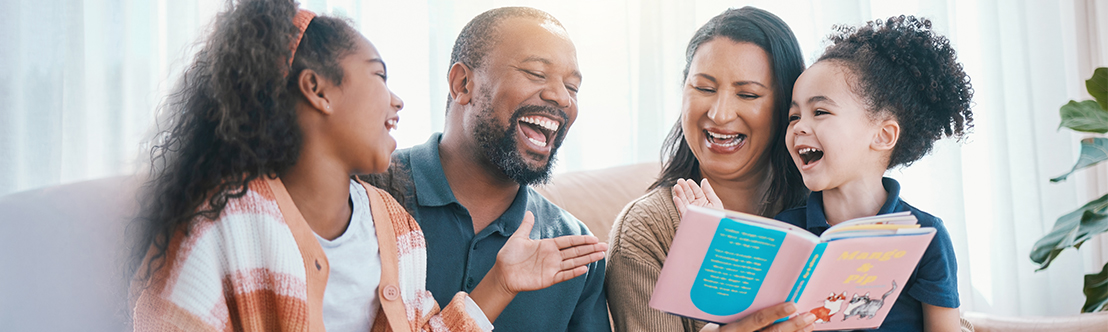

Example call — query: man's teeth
[527,136,548,147]
[520,116,560,133]
[386,119,398,130]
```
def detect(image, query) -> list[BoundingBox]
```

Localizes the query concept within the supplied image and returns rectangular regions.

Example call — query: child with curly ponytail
[773,15,973,331]
[130,0,606,330]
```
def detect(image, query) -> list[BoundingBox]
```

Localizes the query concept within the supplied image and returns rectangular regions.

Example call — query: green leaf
[1088,67,1108,110]
[1059,100,1108,133]
[1083,261,1108,312]
[1030,193,1108,270]
[1051,137,1108,182]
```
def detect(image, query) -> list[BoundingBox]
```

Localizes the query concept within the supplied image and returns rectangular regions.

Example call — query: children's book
[649,206,934,330]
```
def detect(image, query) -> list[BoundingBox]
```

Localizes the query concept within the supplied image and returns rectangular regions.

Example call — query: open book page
[650,206,820,324]
[789,230,935,330]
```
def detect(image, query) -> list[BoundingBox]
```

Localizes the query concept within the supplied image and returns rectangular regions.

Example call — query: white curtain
[2,0,1105,317]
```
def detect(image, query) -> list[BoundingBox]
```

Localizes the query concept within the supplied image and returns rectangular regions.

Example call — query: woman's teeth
[706,131,744,147]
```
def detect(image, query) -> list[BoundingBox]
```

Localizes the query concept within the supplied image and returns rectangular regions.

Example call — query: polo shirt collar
[408,132,528,236]
[493,186,529,236]
[804,176,904,234]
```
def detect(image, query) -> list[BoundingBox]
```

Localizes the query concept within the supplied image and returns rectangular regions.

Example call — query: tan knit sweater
[605,187,706,332]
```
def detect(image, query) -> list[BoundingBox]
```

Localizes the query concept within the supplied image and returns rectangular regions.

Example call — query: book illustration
[808,292,846,324]
[841,280,897,321]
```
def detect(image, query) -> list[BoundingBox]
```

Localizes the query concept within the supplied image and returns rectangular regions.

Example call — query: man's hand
[489,211,608,293]
[700,303,816,332]
[673,178,723,216]
[471,211,608,322]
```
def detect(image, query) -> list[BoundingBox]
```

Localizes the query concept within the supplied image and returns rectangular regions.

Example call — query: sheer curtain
[2,0,1104,317]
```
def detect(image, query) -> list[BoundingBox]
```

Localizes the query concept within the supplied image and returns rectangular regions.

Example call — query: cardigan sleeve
[605,188,707,332]
[132,206,313,332]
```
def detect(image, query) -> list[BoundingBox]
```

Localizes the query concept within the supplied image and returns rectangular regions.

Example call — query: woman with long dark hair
[130,0,606,330]
[605,7,812,332]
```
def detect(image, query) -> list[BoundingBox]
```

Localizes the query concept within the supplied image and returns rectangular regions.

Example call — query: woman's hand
[673,178,724,215]
[470,211,608,322]
[699,303,816,332]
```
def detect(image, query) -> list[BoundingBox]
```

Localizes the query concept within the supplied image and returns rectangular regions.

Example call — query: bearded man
[361,7,609,332]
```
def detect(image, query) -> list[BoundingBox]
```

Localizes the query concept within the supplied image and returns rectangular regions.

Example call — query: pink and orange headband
[290,9,316,66]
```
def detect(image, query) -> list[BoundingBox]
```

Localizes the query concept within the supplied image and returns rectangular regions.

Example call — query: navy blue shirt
[775,177,959,332]
[390,133,610,332]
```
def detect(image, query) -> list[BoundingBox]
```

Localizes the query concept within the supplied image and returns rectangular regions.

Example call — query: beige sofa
[2,162,1106,331]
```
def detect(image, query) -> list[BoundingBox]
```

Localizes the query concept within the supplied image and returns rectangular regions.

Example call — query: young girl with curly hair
[129,0,606,331]
[677,15,973,332]
[772,15,973,331]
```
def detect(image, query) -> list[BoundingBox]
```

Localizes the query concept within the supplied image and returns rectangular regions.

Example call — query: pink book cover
[650,206,935,330]
[649,206,821,324]
[792,231,934,330]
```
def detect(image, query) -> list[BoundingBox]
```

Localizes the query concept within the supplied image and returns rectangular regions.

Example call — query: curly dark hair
[130,0,360,280]
[652,6,809,216]
[819,15,974,168]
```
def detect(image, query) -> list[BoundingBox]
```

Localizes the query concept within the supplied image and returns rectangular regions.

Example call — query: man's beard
[472,97,568,186]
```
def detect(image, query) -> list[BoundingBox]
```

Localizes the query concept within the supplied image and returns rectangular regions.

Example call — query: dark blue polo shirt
[775,177,959,332]
[391,133,610,332]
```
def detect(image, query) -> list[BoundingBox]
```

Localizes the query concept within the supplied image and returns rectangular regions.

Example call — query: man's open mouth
[798,147,824,165]
[518,115,561,148]
[705,130,745,147]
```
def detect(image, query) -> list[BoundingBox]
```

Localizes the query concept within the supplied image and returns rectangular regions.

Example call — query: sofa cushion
[532,162,660,242]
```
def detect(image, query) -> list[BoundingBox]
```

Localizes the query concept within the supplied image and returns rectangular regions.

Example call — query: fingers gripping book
[649,206,934,330]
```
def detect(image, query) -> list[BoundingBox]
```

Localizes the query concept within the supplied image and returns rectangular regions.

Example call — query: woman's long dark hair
[130,0,359,280]
[650,6,809,216]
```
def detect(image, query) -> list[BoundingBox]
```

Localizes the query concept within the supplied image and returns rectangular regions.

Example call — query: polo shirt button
[383,285,400,301]
[466,277,475,289]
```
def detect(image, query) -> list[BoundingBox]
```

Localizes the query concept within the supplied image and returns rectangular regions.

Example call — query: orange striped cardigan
[132,177,487,332]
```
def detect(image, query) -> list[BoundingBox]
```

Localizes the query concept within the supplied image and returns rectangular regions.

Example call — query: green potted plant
[1030,67,1108,313]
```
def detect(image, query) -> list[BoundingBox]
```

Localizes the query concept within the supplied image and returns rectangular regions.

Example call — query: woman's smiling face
[681,38,777,182]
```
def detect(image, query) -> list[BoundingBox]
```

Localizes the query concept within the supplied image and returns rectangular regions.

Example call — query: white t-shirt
[315,180,382,332]
[315,180,493,331]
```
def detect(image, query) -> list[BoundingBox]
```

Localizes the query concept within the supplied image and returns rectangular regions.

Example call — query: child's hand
[673,178,723,216]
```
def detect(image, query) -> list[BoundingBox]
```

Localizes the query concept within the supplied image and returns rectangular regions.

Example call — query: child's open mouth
[798,147,824,165]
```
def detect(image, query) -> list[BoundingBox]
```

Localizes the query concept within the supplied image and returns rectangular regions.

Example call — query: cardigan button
[383,285,400,301]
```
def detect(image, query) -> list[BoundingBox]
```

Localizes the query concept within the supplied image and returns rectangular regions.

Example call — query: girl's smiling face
[327,37,403,174]
[787,61,896,192]
[681,38,777,183]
